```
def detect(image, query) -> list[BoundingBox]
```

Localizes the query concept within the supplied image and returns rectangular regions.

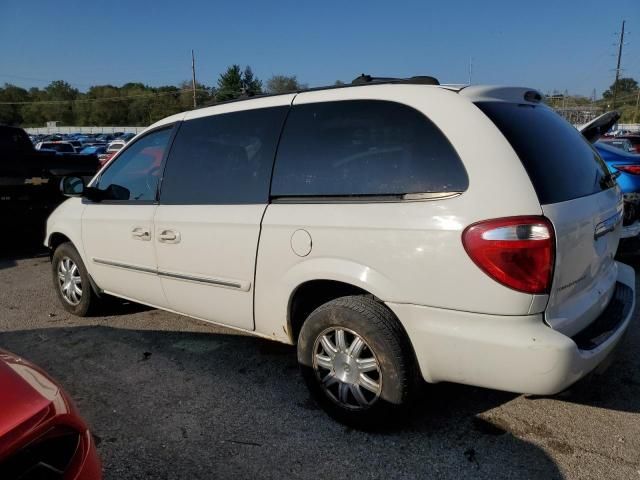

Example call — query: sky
[1,0,638,98]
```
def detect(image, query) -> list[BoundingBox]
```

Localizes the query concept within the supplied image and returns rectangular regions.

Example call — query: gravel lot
[1,240,639,479]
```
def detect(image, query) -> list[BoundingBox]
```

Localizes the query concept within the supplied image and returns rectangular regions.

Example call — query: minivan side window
[96,127,172,202]
[160,106,289,205]
[271,100,468,197]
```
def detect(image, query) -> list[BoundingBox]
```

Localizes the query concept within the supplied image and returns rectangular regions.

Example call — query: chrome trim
[92,258,244,289]
[92,258,157,275]
[402,192,462,201]
[157,270,242,289]
[271,191,462,204]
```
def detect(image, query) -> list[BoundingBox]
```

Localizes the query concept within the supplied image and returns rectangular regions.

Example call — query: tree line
[0,65,325,127]
[1,67,638,127]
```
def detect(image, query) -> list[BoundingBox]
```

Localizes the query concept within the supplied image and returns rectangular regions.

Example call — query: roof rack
[199,74,441,109]
[351,74,440,86]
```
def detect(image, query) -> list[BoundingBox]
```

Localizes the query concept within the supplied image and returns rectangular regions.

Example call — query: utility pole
[634,88,640,124]
[468,56,473,85]
[191,49,197,109]
[612,20,625,109]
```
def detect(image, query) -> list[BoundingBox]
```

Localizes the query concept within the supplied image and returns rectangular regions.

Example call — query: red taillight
[462,216,555,294]
[613,164,640,175]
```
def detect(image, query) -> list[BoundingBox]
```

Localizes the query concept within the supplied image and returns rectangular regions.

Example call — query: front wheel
[297,296,417,429]
[52,242,99,316]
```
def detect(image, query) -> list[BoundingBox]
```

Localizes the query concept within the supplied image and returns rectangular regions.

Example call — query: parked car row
[30,132,137,167]
[29,132,136,147]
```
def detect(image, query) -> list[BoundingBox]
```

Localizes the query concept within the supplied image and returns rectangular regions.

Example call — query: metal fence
[24,126,146,134]
[618,123,640,133]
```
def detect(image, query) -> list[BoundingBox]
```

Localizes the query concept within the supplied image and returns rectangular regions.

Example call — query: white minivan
[47,76,636,427]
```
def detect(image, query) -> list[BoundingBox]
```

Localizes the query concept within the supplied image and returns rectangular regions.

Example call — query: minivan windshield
[475,102,613,204]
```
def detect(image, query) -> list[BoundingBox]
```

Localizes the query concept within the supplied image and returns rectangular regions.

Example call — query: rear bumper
[387,262,636,395]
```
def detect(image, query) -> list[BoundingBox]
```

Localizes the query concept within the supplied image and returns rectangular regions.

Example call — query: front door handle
[131,227,151,241]
[158,229,181,244]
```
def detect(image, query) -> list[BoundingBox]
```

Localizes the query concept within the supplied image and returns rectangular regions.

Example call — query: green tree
[148,86,182,123]
[602,77,638,100]
[0,83,29,125]
[178,80,211,110]
[83,85,128,125]
[242,66,262,96]
[38,80,78,125]
[265,75,306,94]
[216,65,243,102]
[20,87,47,126]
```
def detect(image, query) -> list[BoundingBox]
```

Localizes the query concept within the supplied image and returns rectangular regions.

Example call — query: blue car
[79,145,107,155]
[594,141,640,238]
[581,112,640,240]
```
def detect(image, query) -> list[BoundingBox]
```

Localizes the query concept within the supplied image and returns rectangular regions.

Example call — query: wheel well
[289,280,371,343]
[48,233,71,252]
[47,233,102,297]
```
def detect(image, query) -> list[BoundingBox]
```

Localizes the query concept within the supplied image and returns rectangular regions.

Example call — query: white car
[35,141,76,153]
[46,77,636,427]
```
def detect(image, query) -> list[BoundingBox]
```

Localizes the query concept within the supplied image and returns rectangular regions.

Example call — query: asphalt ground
[1,238,639,479]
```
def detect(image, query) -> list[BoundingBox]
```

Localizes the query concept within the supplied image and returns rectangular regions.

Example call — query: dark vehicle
[0,125,99,234]
[117,132,136,142]
[42,134,65,142]
[95,134,115,143]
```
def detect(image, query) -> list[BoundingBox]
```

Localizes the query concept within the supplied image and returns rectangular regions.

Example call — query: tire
[297,295,417,429]
[52,242,99,316]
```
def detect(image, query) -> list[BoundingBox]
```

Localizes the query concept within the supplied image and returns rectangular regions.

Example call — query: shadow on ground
[0,234,48,270]
[0,325,565,479]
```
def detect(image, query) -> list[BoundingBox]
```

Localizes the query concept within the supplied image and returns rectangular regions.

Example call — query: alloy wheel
[57,257,82,306]
[312,327,382,410]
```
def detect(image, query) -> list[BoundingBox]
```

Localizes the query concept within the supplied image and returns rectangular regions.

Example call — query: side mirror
[60,176,106,202]
[60,176,85,197]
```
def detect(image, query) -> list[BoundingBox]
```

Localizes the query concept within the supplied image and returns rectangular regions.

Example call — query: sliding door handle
[158,229,181,244]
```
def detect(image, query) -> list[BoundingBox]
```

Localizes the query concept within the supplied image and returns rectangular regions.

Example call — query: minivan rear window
[271,100,468,198]
[475,102,611,204]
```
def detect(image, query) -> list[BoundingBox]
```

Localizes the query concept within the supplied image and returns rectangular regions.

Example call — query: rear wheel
[297,296,417,428]
[52,242,99,316]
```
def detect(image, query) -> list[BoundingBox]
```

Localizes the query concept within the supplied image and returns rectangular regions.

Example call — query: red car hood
[0,359,51,437]
[0,351,71,458]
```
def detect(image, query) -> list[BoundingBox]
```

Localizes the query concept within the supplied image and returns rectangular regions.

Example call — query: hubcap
[312,327,382,410]
[57,257,82,306]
